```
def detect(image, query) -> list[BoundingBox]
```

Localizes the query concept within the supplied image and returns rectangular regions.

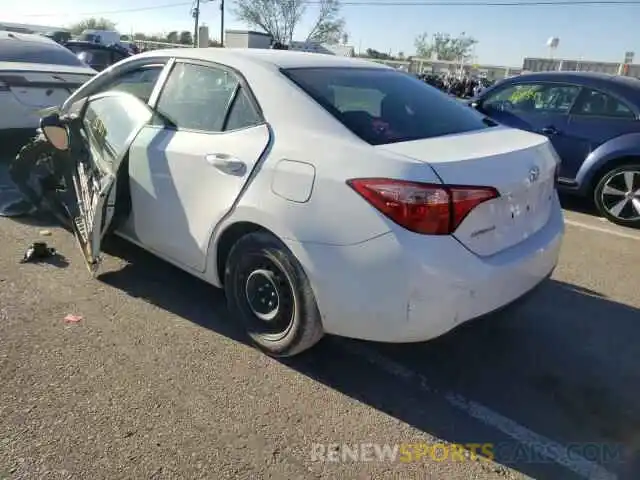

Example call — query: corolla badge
[528,166,540,183]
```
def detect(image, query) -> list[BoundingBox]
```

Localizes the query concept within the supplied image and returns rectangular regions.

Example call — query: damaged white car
[26,49,564,357]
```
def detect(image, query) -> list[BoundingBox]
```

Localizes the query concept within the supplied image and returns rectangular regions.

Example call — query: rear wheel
[223,231,324,357]
[593,164,640,228]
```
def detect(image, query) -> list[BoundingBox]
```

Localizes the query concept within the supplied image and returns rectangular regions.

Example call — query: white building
[224,30,273,49]
[224,30,354,57]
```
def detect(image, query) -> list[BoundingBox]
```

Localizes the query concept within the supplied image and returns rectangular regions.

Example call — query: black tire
[593,164,640,229]
[224,231,324,357]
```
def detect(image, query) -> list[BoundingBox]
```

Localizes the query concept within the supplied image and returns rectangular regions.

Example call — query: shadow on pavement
[559,193,599,216]
[95,235,640,480]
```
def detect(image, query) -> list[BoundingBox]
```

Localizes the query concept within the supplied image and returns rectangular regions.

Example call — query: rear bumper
[286,196,564,343]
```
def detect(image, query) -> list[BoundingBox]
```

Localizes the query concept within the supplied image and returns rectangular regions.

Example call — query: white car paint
[61,48,564,345]
[0,33,95,131]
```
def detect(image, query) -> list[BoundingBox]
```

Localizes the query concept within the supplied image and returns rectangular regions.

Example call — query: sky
[1,0,639,67]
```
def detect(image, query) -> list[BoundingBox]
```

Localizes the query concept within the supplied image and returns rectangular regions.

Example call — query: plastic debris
[64,314,83,324]
[20,242,56,264]
[40,230,52,236]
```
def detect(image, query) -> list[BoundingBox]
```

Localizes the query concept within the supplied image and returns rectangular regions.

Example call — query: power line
[313,0,640,5]
[20,2,193,17]
[17,0,640,17]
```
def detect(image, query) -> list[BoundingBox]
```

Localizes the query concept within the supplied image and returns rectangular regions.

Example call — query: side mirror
[40,114,70,151]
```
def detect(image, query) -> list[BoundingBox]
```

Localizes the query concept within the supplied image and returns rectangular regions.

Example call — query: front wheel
[593,164,640,228]
[224,231,324,357]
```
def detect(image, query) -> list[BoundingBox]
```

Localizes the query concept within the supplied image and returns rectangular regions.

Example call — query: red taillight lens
[347,178,499,235]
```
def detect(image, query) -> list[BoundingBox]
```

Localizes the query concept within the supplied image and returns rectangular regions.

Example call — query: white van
[77,29,121,46]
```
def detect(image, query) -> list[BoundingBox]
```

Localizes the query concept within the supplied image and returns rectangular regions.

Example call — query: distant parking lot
[1,159,639,479]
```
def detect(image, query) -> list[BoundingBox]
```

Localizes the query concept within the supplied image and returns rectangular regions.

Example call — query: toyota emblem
[528,166,540,183]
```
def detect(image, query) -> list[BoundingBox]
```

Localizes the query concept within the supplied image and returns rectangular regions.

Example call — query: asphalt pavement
[1,164,639,479]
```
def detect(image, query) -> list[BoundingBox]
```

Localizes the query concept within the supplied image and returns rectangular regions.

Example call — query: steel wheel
[224,231,324,357]
[239,256,295,341]
[600,170,640,220]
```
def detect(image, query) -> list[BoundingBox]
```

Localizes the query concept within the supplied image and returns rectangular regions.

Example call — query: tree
[414,32,477,62]
[179,31,193,45]
[69,17,117,35]
[166,31,179,44]
[305,0,344,44]
[234,0,345,45]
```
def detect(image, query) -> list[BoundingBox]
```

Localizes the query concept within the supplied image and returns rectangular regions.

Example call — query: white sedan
[43,48,564,357]
[0,32,95,152]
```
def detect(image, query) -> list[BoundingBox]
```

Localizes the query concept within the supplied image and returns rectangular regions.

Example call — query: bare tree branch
[305,0,345,44]
[234,0,345,45]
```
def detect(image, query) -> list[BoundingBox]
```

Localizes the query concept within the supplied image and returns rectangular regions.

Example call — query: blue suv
[470,71,640,228]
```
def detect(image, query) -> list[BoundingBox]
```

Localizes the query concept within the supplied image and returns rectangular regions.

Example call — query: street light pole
[192,0,200,47]
[220,0,225,46]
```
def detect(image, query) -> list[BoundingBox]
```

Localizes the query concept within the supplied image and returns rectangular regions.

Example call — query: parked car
[0,32,95,155]
[64,41,133,72]
[469,72,640,228]
[34,49,564,357]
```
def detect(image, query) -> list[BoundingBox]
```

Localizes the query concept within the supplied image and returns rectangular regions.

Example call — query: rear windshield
[0,39,87,67]
[282,67,489,145]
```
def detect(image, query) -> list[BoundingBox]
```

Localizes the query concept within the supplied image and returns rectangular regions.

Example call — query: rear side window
[0,39,86,67]
[282,67,488,145]
[572,88,636,119]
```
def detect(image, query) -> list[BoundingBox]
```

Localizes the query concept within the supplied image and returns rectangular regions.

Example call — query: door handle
[541,126,560,135]
[205,154,246,176]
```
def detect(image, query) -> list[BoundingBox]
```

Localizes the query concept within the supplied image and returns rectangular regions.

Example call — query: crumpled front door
[59,91,154,273]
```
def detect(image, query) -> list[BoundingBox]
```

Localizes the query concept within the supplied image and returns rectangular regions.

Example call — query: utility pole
[192,0,200,47]
[220,0,225,46]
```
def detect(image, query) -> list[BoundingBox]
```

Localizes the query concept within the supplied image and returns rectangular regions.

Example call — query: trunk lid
[0,64,94,109]
[378,127,559,257]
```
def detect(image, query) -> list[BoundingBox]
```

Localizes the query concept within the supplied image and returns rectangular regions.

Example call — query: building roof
[137,47,390,70]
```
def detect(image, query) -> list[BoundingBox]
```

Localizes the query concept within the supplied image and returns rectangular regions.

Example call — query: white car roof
[137,47,391,71]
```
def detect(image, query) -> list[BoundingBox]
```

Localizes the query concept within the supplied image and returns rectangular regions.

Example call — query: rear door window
[282,67,489,145]
[155,62,238,132]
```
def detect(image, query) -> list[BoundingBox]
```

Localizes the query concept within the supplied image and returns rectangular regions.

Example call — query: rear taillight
[0,81,9,92]
[347,178,499,235]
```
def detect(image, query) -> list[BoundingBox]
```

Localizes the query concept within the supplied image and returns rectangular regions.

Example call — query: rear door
[561,87,640,178]
[480,81,582,166]
[64,91,153,273]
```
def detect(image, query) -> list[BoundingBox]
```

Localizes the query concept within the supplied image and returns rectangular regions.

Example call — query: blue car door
[480,81,582,173]
[560,87,640,179]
